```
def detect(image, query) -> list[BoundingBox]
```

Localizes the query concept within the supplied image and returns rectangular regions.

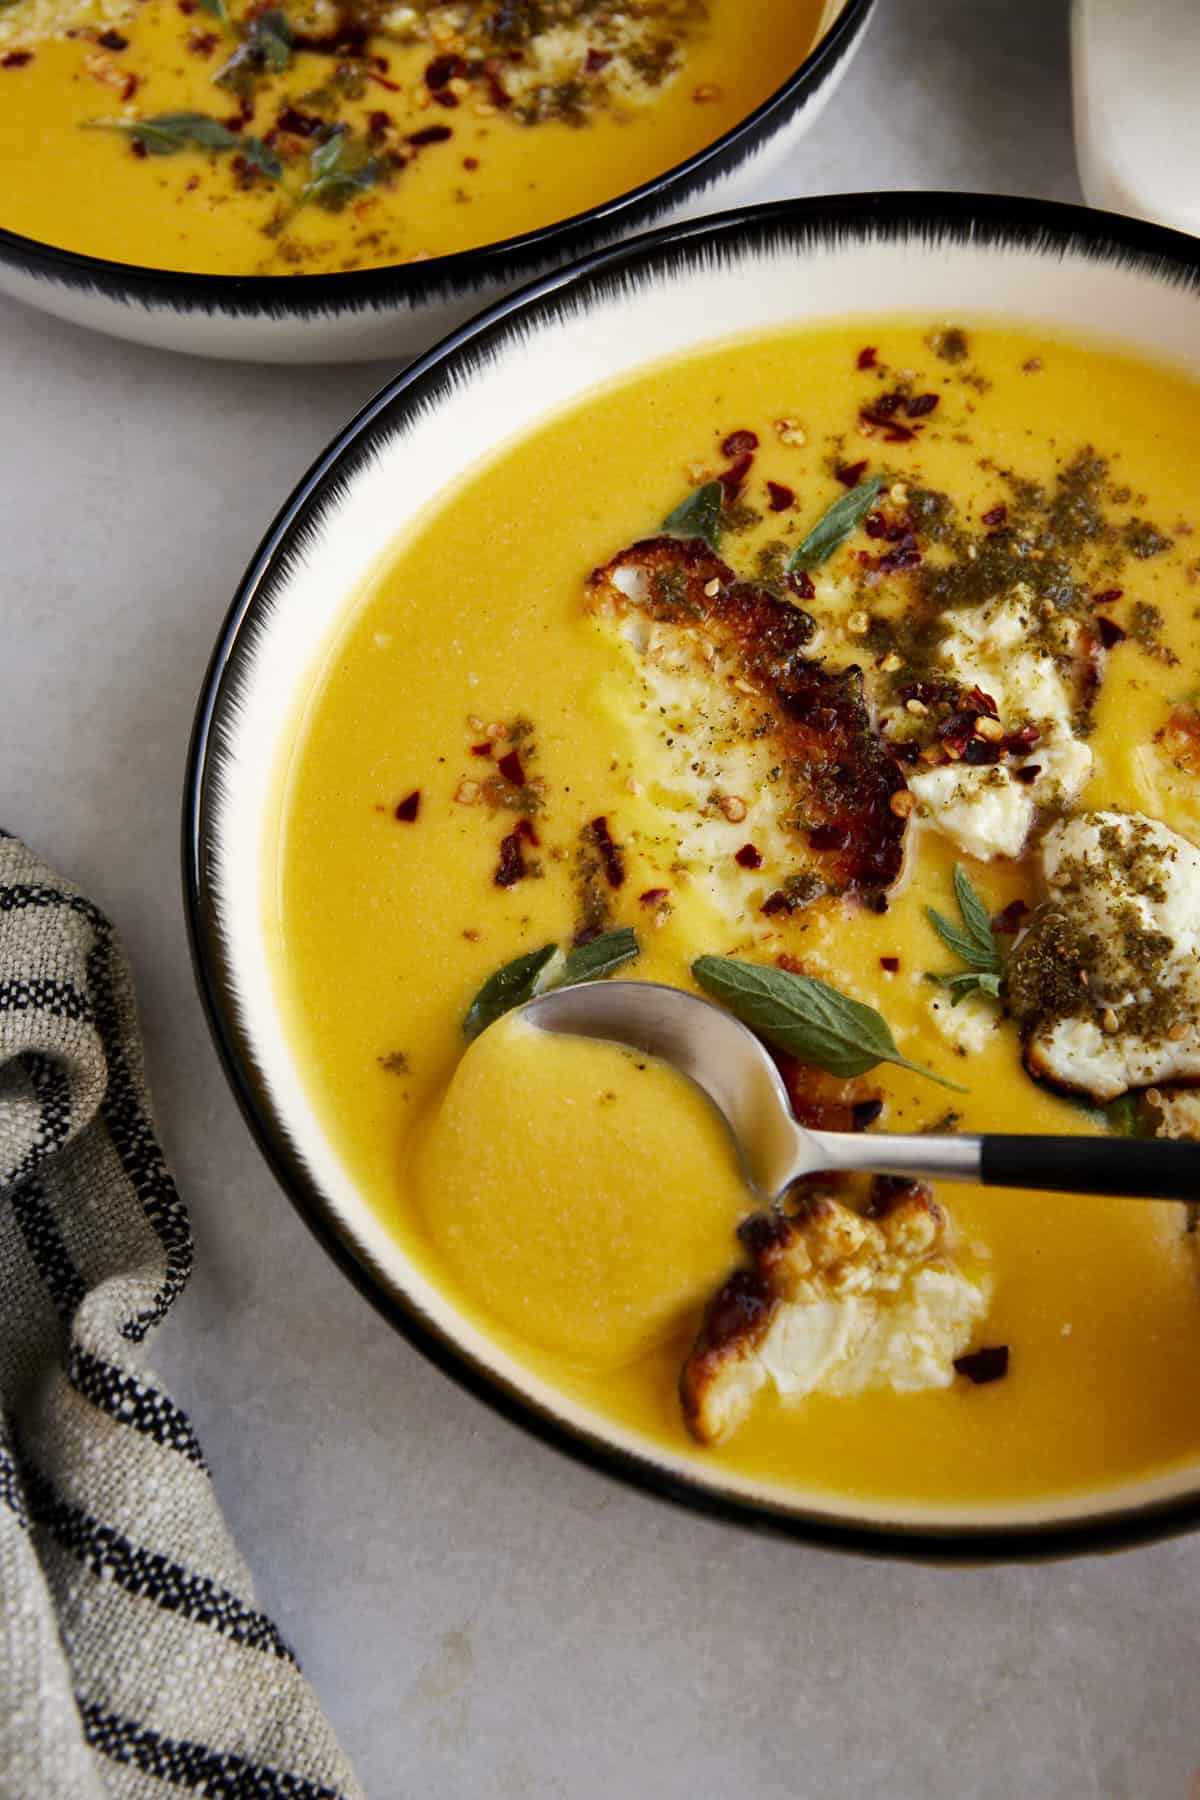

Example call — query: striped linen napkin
[0,832,363,1800]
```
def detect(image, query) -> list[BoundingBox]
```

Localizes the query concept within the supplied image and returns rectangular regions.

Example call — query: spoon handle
[805,1129,1197,1199]
[979,1134,1196,1200]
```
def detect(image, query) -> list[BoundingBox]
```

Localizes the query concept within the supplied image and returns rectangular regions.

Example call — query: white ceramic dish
[0,0,870,364]
[186,194,1200,1555]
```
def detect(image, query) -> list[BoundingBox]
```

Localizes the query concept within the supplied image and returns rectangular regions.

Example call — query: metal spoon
[519,980,1199,1202]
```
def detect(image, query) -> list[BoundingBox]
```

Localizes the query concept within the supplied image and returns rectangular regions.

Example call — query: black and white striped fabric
[0,833,363,1800]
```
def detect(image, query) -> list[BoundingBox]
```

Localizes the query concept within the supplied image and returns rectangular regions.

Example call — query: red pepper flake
[463,155,479,170]
[860,404,917,444]
[585,46,611,72]
[991,899,1029,935]
[514,816,540,848]
[394,790,421,823]
[120,71,139,98]
[494,828,527,887]
[470,742,492,757]
[277,105,324,135]
[1097,616,1127,649]
[808,824,850,852]
[766,481,794,513]
[835,460,868,488]
[1013,764,1042,786]
[433,87,459,107]
[1,50,32,66]
[370,69,401,91]
[876,540,922,574]
[903,393,939,418]
[425,52,466,87]
[367,109,392,141]
[588,816,625,889]
[497,748,526,786]
[856,346,878,370]
[97,27,128,48]
[408,123,453,146]
[130,138,148,158]
[879,955,900,972]
[639,887,669,907]
[980,503,1007,529]
[954,1345,1009,1385]
[177,0,197,12]
[735,844,763,869]
[787,569,815,600]
[718,451,754,498]
[964,685,999,718]
[1091,587,1124,606]
[721,428,759,458]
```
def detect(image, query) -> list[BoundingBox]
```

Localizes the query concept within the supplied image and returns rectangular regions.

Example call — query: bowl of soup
[0,0,870,361]
[186,192,1200,1554]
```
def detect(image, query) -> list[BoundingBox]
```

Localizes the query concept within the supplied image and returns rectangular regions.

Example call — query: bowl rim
[184,189,1200,1561]
[0,0,872,317]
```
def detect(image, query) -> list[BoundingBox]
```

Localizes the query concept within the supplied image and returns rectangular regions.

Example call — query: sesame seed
[975,716,1005,742]
[847,610,869,635]
[704,578,721,597]
[890,790,915,818]
[719,794,748,823]
[880,652,902,673]
[1101,1008,1120,1034]
[454,780,481,805]
[905,698,928,718]
[1168,1020,1189,1041]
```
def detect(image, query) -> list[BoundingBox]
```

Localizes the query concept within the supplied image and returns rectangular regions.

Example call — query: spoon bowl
[520,981,1200,1203]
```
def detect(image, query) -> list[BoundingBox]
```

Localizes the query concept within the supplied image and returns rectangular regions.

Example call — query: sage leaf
[692,956,966,1091]
[662,481,724,551]
[216,8,292,91]
[934,969,1002,1007]
[198,0,229,20]
[299,131,382,210]
[559,927,639,987]
[85,111,239,155]
[786,476,883,573]
[240,134,283,180]
[463,944,557,1042]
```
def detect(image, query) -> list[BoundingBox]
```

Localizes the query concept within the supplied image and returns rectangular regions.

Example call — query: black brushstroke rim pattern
[185,192,1200,1560]
[0,0,872,321]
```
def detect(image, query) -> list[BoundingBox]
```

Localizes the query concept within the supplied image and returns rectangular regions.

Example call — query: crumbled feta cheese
[928,985,1000,1056]
[901,586,1095,861]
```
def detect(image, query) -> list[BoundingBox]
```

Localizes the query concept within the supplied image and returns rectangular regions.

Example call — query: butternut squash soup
[274,319,1200,1511]
[0,0,822,275]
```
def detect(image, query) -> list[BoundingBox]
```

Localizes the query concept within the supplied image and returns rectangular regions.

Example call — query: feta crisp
[681,1186,990,1446]
[1010,810,1200,1102]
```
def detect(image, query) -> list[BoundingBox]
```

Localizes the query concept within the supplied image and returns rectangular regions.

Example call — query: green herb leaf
[662,480,724,550]
[926,862,1005,1002]
[559,927,639,987]
[84,110,241,155]
[299,130,382,210]
[692,956,967,1091]
[786,476,883,573]
[216,8,292,91]
[240,133,283,180]
[197,0,229,21]
[463,944,557,1042]
[933,969,1002,1006]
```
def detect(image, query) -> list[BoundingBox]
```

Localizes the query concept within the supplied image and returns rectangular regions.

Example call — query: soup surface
[0,0,820,274]
[275,318,1200,1514]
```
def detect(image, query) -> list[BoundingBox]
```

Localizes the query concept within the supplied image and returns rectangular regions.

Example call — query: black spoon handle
[981,1134,1198,1200]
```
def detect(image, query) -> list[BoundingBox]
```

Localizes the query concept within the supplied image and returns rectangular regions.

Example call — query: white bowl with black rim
[186,192,1200,1556]
[0,0,872,364]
